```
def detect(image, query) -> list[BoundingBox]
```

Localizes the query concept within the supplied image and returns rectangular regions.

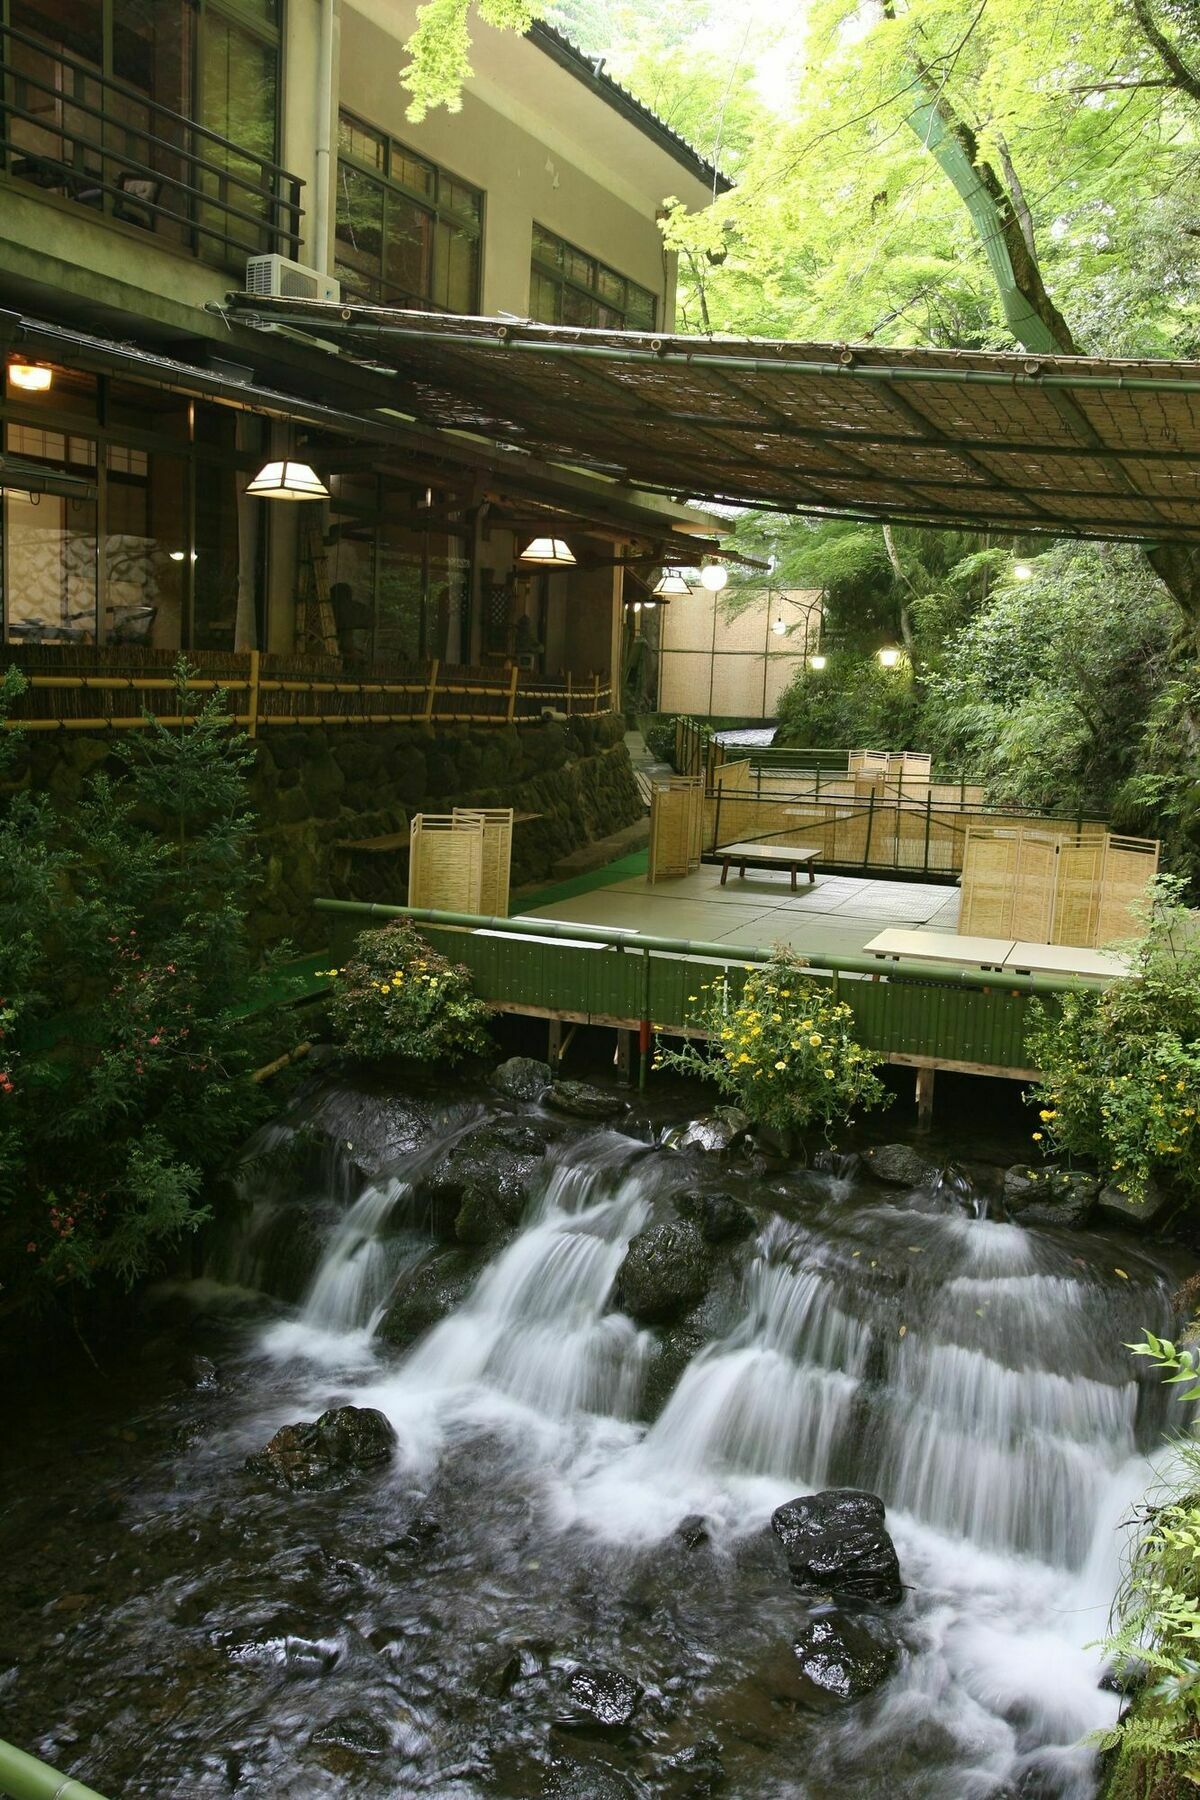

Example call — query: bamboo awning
[228,298,1200,544]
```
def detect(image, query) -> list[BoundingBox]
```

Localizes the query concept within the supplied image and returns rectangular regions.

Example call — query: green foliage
[327,921,493,1064]
[1027,879,1200,1209]
[776,656,923,753]
[0,660,281,1307]
[653,953,890,1135]
[401,0,539,121]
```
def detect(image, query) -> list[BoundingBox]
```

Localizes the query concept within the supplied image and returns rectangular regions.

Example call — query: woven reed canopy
[229,299,1200,544]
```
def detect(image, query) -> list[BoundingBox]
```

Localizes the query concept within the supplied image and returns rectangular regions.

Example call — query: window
[529,225,657,331]
[335,110,482,313]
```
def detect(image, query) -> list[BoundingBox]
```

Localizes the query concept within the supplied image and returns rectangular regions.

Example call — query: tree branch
[1129,0,1200,103]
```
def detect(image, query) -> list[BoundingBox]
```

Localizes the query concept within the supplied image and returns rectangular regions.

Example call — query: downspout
[312,0,336,275]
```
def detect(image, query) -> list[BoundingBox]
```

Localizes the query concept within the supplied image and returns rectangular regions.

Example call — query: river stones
[1005,1165,1099,1227]
[543,1079,631,1121]
[862,1143,942,1190]
[673,1188,756,1244]
[245,1405,396,1490]
[673,1107,751,1154]
[420,1119,553,1246]
[555,1665,644,1734]
[616,1220,712,1325]
[771,1489,903,1606]
[1095,1173,1174,1231]
[783,1611,900,1708]
[490,1056,551,1102]
[376,1249,480,1348]
[310,1712,390,1755]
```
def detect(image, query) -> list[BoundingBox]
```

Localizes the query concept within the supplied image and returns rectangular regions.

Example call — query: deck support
[615,1028,635,1086]
[548,1018,576,1070]
[915,1064,936,1131]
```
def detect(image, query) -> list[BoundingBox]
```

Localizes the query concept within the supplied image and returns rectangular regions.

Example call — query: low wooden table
[717,841,820,891]
[1007,941,1130,979]
[865,928,1015,970]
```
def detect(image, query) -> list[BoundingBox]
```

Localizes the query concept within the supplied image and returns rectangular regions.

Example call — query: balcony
[0,22,303,272]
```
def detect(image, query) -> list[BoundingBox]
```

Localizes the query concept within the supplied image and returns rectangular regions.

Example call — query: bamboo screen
[650,777,704,881]
[451,807,514,917]
[960,827,1158,947]
[408,813,485,912]
[1096,836,1161,943]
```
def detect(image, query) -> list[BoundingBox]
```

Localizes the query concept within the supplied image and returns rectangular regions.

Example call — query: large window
[335,110,482,313]
[529,225,657,331]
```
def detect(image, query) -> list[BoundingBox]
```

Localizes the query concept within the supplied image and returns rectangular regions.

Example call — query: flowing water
[0,1076,1187,1800]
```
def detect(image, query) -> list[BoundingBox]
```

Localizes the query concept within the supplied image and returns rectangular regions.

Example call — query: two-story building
[0,2,727,707]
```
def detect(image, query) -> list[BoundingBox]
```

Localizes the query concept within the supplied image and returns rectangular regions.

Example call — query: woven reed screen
[408,814,485,912]
[452,807,514,918]
[960,827,1159,947]
[650,777,704,881]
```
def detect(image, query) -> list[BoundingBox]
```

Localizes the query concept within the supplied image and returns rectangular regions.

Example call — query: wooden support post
[565,671,573,716]
[247,647,261,739]
[506,662,520,724]
[915,1064,936,1132]
[615,1028,634,1086]
[548,1018,576,1070]
[592,672,600,714]
[422,658,440,723]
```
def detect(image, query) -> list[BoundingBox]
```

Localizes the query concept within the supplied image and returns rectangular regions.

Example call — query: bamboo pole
[421,659,440,723]
[506,663,520,724]
[247,648,261,740]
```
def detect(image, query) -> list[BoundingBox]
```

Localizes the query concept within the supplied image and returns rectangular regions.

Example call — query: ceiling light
[771,617,787,636]
[246,460,329,500]
[1013,561,1035,581]
[699,562,728,592]
[519,536,575,566]
[643,598,657,609]
[7,359,52,392]
[652,569,690,596]
[877,646,902,668]
[809,653,827,670]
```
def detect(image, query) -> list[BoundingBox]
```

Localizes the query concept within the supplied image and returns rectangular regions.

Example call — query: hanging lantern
[246,460,329,500]
[699,561,728,592]
[652,569,690,596]
[519,536,576,565]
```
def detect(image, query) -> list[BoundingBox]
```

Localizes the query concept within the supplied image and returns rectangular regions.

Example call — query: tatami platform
[522,860,962,959]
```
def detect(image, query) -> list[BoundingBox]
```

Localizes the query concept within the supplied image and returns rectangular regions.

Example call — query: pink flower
[149,1035,161,1046]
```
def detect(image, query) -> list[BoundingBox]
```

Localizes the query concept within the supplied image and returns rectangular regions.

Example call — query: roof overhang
[222,299,1200,546]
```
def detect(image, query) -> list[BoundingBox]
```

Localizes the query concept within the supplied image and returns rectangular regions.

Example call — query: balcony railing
[0,23,303,271]
[1,648,612,733]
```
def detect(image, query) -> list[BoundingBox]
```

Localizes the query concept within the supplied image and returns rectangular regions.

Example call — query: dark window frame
[529,223,657,331]
[335,106,483,314]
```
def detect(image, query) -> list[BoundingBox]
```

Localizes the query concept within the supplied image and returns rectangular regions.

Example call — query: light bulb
[809,654,826,670]
[771,618,787,636]
[1013,562,1034,581]
[699,563,728,592]
[878,647,902,668]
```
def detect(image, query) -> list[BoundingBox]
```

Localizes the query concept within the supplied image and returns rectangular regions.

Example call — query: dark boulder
[1095,1174,1175,1232]
[245,1405,397,1491]
[785,1610,900,1708]
[420,1120,551,1246]
[555,1665,643,1734]
[617,1220,712,1325]
[1005,1165,1099,1227]
[543,1080,630,1122]
[862,1144,942,1190]
[491,1056,552,1102]
[771,1489,903,1606]
[310,1713,390,1755]
[676,1514,710,1549]
[675,1107,751,1154]
[376,1250,479,1348]
[674,1188,756,1244]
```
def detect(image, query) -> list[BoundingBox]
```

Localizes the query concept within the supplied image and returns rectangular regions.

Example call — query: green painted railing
[314,901,1111,1078]
[0,1737,108,1800]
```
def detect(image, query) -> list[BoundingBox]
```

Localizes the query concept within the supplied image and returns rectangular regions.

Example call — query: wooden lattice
[452,806,513,917]
[408,813,484,913]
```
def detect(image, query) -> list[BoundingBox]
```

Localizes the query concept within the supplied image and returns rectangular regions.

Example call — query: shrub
[327,921,492,1064]
[653,951,889,1135]
[1026,878,1200,1209]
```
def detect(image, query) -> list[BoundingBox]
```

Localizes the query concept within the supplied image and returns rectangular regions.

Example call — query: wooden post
[565,671,573,716]
[422,658,440,723]
[247,648,261,738]
[506,662,520,724]
[592,672,600,714]
[615,1028,634,1086]
[915,1065,936,1132]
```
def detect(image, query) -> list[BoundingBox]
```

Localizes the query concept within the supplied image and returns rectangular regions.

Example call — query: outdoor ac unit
[245,255,340,304]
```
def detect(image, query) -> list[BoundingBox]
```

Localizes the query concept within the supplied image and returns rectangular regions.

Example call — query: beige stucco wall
[658,588,823,719]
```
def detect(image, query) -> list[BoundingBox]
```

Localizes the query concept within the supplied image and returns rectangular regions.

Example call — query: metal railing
[0,22,303,269]
[2,649,612,733]
[0,1735,108,1800]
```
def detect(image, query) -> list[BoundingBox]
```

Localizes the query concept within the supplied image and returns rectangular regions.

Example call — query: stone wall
[20,713,641,948]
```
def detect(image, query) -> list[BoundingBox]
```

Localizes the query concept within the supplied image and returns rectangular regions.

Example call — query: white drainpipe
[312,0,336,274]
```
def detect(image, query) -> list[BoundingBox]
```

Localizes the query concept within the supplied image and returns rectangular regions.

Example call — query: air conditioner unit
[245,254,340,304]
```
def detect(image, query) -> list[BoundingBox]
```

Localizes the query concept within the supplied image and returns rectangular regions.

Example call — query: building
[0,2,728,692]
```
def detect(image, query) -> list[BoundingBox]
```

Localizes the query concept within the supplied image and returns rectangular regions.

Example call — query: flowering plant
[653,950,889,1134]
[326,921,492,1065]
[1027,878,1200,1207]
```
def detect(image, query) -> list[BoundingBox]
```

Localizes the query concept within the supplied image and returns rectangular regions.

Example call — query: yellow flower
[774,1060,787,1071]
[381,984,391,995]
[824,1069,835,1080]
[737,1053,751,1064]
[688,995,698,1002]
[394,971,404,980]
[428,977,439,988]
[1032,1131,1043,1142]
[809,1034,822,1047]
[781,989,791,997]
[1039,1109,1056,1122]
[801,1020,812,1030]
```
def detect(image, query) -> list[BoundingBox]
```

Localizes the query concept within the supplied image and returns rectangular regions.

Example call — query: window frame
[529,223,657,331]
[335,106,483,314]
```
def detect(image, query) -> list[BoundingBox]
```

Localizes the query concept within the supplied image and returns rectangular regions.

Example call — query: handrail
[312,899,1116,995]
[0,1736,109,1800]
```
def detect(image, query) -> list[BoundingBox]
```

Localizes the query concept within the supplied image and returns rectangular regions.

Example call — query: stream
[0,1070,1187,1799]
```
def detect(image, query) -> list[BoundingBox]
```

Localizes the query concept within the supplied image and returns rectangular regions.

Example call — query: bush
[653,952,889,1135]
[327,921,492,1064]
[0,660,283,1309]
[1027,879,1200,1209]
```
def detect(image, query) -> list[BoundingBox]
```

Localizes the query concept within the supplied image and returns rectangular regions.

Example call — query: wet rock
[420,1120,550,1246]
[656,1738,725,1796]
[674,1189,756,1244]
[617,1220,712,1325]
[186,1354,219,1391]
[1095,1174,1175,1232]
[771,1489,903,1605]
[555,1665,643,1734]
[310,1712,389,1755]
[785,1610,899,1708]
[675,1107,750,1154]
[491,1056,552,1102]
[811,1148,863,1180]
[245,1405,396,1490]
[749,1123,795,1160]
[376,1250,479,1348]
[862,1144,942,1190]
[544,1080,630,1122]
[1005,1165,1099,1227]
[676,1514,710,1549]
[223,1623,342,1675]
